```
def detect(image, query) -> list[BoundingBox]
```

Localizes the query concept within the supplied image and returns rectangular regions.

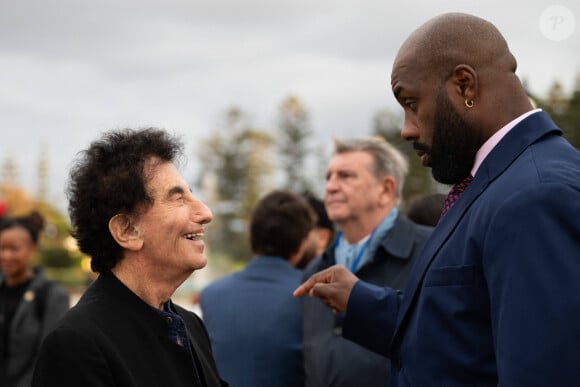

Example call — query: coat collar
[379,215,427,260]
[80,271,171,330]
[243,255,299,275]
[392,111,561,343]
[3,268,51,326]
[320,214,420,269]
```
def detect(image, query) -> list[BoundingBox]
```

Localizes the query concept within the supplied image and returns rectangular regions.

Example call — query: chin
[326,208,345,221]
[191,255,208,270]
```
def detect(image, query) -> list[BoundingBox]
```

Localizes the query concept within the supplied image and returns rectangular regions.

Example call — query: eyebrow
[393,85,402,100]
[166,185,186,198]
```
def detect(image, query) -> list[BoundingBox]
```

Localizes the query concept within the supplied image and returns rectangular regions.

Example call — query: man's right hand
[293,264,359,314]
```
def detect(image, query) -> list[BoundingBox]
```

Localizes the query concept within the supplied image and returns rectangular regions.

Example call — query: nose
[325,174,338,194]
[400,114,419,142]
[192,199,213,225]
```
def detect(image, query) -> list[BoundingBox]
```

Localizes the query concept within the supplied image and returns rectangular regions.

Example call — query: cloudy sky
[1,0,578,212]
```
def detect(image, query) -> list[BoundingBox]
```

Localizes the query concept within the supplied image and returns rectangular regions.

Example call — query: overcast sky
[1,0,578,212]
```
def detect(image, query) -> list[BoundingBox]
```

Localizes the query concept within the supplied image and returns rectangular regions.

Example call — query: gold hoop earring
[465,99,474,108]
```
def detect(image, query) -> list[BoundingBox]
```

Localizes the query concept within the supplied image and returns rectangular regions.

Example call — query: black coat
[302,215,432,387]
[0,269,69,387]
[32,271,226,387]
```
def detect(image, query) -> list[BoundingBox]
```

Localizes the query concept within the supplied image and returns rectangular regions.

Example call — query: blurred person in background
[295,193,335,270]
[405,192,446,227]
[301,137,432,387]
[32,128,226,387]
[200,189,316,387]
[0,211,70,387]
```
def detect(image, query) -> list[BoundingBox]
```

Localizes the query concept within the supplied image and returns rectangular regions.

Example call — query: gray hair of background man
[333,137,409,201]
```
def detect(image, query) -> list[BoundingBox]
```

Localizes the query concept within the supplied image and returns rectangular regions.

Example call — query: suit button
[332,326,343,336]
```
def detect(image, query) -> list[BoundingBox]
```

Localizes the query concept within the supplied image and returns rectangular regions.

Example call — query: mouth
[325,200,344,208]
[183,232,204,241]
[0,261,15,271]
[413,144,431,167]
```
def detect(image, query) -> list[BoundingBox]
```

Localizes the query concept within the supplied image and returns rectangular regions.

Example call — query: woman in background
[0,211,70,387]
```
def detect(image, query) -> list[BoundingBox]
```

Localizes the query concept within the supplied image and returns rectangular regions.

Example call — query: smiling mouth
[183,233,204,241]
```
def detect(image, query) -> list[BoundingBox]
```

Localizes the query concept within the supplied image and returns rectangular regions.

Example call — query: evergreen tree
[197,107,274,262]
[538,76,580,150]
[277,95,313,193]
[560,75,580,149]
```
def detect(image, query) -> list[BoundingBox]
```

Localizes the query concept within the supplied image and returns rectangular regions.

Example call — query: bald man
[295,13,580,386]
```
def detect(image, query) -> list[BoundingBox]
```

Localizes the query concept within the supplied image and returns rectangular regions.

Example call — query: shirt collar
[335,207,399,271]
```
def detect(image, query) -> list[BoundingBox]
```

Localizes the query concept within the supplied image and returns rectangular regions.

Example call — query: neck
[484,82,535,140]
[338,220,377,244]
[338,207,391,244]
[111,258,187,310]
[5,268,34,287]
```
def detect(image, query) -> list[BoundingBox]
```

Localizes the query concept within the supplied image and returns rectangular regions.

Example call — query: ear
[379,176,397,206]
[108,214,143,251]
[316,228,333,252]
[449,64,478,103]
[289,238,310,268]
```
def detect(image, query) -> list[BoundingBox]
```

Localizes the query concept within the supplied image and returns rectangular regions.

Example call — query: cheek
[416,104,437,136]
[418,118,434,142]
[17,246,33,261]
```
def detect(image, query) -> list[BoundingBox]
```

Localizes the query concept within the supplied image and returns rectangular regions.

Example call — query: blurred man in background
[296,193,335,270]
[301,138,432,387]
[201,189,316,387]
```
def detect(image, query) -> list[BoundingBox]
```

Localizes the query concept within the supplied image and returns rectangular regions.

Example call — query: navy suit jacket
[200,256,304,387]
[343,111,580,386]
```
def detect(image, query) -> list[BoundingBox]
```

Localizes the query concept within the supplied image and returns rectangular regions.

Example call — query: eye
[403,98,417,111]
[171,193,184,201]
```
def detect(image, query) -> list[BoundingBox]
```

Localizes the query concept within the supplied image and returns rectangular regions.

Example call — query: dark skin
[294,12,534,311]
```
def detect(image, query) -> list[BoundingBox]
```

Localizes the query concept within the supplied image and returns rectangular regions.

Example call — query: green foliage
[44,267,95,288]
[538,78,580,150]
[39,246,81,268]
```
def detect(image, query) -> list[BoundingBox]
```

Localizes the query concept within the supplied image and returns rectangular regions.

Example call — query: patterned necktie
[441,174,473,217]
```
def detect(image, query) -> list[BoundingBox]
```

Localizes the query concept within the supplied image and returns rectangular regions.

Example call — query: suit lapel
[392,172,489,339]
[391,111,560,344]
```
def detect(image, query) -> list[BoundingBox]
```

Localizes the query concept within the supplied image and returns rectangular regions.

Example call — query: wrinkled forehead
[328,150,374,171]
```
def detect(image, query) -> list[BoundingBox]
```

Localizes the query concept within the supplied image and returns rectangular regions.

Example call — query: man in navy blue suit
[295,12,580,386]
